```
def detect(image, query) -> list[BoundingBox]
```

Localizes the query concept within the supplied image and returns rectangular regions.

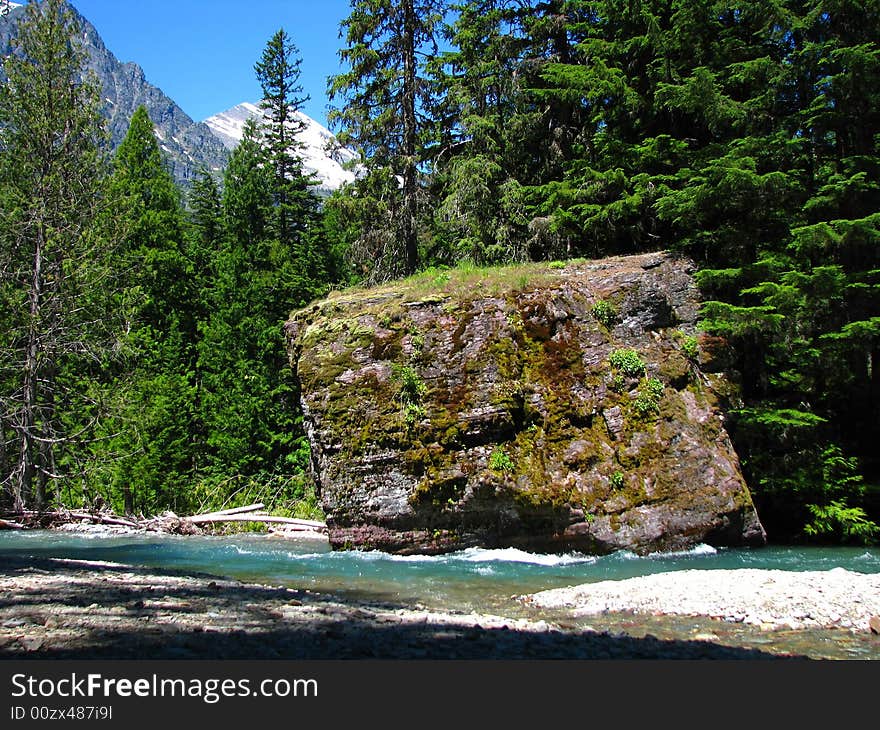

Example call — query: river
[2,529,879,659]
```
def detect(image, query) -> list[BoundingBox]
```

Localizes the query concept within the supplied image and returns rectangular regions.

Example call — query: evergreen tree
[222,119,273,251]
[187,169,224,263]
[433,0,535,264]
[254,28,322,262]
[186,168,225,324]
[104,106,198,515]
[184,168,225,471]
[329,0,445,279]
[110,107,193,334]
[194,117,313,501]
[0,0,119,511]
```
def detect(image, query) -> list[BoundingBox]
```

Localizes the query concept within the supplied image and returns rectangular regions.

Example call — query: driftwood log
[185,503,266,520]
[183,513,326,530]
[2,502,327,534]
[65,511,141,528]
[8,509,140,529]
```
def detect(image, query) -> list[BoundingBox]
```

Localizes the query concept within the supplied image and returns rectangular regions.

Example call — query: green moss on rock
[286,252,766,555]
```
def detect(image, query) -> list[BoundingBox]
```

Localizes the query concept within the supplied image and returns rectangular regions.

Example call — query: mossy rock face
[285,252,766,554]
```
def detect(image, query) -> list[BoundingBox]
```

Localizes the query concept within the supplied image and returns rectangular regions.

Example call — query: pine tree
[201,124,273,476]
[433,0,536,264]
[184,168,225,474]
[186,168,224,323]
[110,106,193,334]
[188,169,224,262]
[222,119,273,251]
[0,0,119,511]
[254,28,321,258]
[329,0,445,279]
[193,117,315,502]
[104,106,198,515]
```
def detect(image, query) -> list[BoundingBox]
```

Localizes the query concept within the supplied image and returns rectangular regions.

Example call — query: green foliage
[634,378,665,417]
[804,502,878,545]
[392,364,427,405]
[489,446,515,474]
[681,336,700,361]
[286,486,326,522]
[803,446,878,544]
[0,0,117,511]
[609,471,625,490]
[591,300,617,328]
[392,363,427,425]
[609,349,646,378]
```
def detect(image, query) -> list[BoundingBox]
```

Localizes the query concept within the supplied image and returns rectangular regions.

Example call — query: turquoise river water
[2,530,879,659]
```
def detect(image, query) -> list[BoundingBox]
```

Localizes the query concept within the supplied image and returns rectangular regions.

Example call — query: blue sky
[68,1,354,126]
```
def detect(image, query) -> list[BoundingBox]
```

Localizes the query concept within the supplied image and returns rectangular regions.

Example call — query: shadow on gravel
[0,556,804,660]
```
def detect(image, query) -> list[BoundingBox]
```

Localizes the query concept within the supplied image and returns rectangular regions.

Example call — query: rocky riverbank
[0,554,813,660]
[523,568,880,632]
[0,557,880,659]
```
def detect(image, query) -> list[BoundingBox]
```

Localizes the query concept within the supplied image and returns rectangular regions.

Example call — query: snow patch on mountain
[203,102,358,195]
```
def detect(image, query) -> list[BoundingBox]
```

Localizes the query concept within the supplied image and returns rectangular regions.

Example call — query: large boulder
[285,252,766,554]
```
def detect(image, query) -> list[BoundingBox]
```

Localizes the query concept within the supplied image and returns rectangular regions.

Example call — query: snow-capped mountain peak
[203,102,358,196]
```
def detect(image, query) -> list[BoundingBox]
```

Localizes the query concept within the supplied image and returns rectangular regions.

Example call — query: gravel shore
[523,567,880,631]
[0,555,807,660]
[3,528,880,660]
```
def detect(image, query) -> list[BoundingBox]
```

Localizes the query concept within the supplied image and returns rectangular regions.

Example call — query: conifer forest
[1,0,878,544]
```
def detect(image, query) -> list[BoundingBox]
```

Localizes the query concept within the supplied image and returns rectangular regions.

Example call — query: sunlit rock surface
[286,252,766,554]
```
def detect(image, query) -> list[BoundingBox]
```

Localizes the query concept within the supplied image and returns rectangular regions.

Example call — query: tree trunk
[402,0,419,275]
[17,224,45,512]
[123,484,134,517]
[0,417,7,503]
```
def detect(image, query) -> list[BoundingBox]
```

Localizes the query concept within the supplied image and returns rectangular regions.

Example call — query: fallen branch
[186,503,266,520]
[183,513,326,530]
[10,509,141,529]
[2,506,326,535]
[65,512,141,529]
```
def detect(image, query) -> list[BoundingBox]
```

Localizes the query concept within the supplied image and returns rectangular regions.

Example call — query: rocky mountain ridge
[2,2,354,194]
[204,102,358,197]
[0,1,228,187]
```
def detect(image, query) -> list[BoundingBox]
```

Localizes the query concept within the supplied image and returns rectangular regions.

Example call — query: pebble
[19,636,44,651]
